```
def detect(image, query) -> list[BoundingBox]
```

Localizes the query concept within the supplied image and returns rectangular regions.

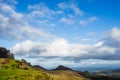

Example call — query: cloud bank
[10,27,120,68]
[11,27,120,60]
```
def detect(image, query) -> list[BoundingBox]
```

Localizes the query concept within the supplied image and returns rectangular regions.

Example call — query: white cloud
[0,3,22,19]
[71,5,83,15]
[1,0,18,5]
[89,17,97,22]
[27,3,62,20]
[11,40,46,57]
[95,46,115,54]
[41,38,70,57]
[0,3,23,39]
[0,2,54,40]
[80,16,97,25]
[11,36,117,59]
[59,17,73,25]
[79,59,120,68]
[58,2,84,15]
[8,0,17,4]
[94,41,104,47]
[10,27,120,68]
[58,2,68,9]
[102,27,120,48]
[21,26,53,40]
[11,38,93,58]
[110,27,120,42]
[11,40,34,55]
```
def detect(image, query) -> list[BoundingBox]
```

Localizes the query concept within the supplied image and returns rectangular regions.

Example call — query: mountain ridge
[53,65,73,71]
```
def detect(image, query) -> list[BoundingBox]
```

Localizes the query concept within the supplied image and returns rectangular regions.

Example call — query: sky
[0,0,120,70]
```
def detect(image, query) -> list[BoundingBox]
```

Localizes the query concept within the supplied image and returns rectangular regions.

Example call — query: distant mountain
[54,65,73,71]
[94,69,120,75]
[111,69,120,72]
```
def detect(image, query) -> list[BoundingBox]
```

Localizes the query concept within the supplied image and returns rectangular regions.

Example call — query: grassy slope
[47,70,85,80]
[0,58,50,80]
[0,58,85,80]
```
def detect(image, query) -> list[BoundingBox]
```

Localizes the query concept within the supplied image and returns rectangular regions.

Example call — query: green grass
[0,58,51,80]
[0,69,50,80]
[0,58,85,80]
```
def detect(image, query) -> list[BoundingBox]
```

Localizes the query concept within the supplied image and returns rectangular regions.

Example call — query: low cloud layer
[11,27,120,60]
[10,28,120,68]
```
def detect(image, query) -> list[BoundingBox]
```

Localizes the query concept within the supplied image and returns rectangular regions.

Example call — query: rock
[19,61,28,70]
[0,47,14,59]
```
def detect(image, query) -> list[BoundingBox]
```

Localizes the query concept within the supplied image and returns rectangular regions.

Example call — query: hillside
[0,58,85,80]
[0,58,50,80]
[47,70,85,80]
[47,65,85,80]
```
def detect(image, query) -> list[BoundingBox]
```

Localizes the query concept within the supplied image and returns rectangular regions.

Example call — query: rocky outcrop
[0,47,14,59]
[19,61,28,70]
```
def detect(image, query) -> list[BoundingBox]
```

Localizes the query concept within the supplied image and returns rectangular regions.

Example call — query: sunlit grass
[0,58,50,80]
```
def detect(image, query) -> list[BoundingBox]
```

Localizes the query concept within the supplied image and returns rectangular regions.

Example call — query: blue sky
[0,0,120,70]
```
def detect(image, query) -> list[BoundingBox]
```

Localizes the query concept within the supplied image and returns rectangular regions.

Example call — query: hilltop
[53,65,73,71]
